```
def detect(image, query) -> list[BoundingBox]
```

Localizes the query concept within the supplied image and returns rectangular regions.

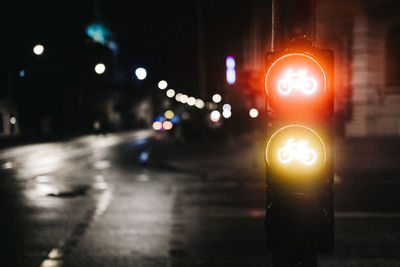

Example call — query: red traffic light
[265,52,329,119]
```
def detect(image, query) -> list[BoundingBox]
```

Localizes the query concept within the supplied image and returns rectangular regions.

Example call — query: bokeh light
[175,93,183,102]
[164,110,174,119]
[166,89,176,98]
[152,121,162,130]
[187,97,196,106]
[226,55,235,69]
[210,110,221,122]
[180,94,188,104]
[153,121,162,131]
[158,80,168,90]
[10,117,16,125]
[222,109,231,118]
[212,94,222,103]
[222,103,231,111]
[249,108,259,118]
[162,121,173,130]
[135,67,147,80]
[181,111,190,120]
[95,63,106,74]
[33,44,44,55]
[195,99,205,109]
[19,69,26,78]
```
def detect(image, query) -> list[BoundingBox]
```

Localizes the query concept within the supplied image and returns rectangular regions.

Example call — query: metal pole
[270,1,318,266]
[272,0,315,51]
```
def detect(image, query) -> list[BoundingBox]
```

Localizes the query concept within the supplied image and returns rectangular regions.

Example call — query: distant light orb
[33,44,44,55]
[222,109,231,119]
[180,94,188,104]
[164,110,174,120]
[212,94,222,103]
[158,80,168,90]
[181,111,190,120]
[226,69,236,84]
[135,67,147,80]
[166,89,176,98]
[152,121,162,130]
[222,103,231,111]
[195,99,205,109]
[10,117,16,125]
[95,63,106,74]
[207,102,217,110]
[19,69,26,78]
[162,121,173,130]
[210,110,221,122]
[175,93,183,102]
[139,151,149,163]
[226,55,235,69]
[249,108,259,118]
[187,97,196,106]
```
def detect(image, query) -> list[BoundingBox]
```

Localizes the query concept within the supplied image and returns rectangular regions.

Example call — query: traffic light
[264,48,334,254]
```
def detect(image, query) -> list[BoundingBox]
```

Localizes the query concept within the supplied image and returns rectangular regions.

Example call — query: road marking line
[38,184,114,267]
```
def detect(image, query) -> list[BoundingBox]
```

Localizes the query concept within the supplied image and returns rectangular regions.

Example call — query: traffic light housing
[264,47,334,254]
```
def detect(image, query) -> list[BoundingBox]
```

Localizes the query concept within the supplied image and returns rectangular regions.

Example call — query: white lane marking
[38,184,114,267]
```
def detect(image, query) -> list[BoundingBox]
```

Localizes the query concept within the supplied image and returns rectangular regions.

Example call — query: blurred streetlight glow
[166,89,176,98]
[249,108,259,118]
[158,80,168,90]
[19,69,26,77]
[162,121,173,130]
[135,67,147,80]
[181,111,190,120]
[180,94,188,104]
[164,110,174,120]
[10,117,16,125]
[195,99,205,109]
[95,63,106,74]
[33,44,44,55]
[175,93,183,102]
[226,55,236,84]
[187,97,196,106]
[210,110,221,122]
[152,121,162,130]
[222,109,232,118]
[223,103,231,111]
[212,94,222,103]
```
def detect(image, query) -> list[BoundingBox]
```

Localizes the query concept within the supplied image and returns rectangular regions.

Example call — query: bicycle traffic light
[264,48,334,254]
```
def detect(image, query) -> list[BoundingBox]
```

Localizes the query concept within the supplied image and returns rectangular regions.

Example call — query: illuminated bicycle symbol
[277,69,317,95]
[278,138,317,165]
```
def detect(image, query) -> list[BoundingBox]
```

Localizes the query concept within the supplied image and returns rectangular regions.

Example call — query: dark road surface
[0,130,399,266]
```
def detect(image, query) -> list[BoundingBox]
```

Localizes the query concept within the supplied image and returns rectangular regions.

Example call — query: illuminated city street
[0,130,398,266]
[2,0,400,266]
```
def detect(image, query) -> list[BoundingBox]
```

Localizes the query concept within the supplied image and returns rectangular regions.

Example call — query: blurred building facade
[318,0,400,137]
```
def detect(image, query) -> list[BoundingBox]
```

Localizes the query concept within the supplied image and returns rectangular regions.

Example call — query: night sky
[2,0,256,93]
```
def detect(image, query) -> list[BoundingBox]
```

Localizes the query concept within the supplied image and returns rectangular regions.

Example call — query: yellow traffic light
[265,125,327,179]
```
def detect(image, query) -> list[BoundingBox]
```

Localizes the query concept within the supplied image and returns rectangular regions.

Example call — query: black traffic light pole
[269,0,320,266]
[272,0,316,51]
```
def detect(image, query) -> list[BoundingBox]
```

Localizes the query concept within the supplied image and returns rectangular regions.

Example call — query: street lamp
[158,80,168,90]
[33,44,44,55]
[135,67,147,80]
[95,63,106,74]
[249,108,259,118]
[212,93,222,103]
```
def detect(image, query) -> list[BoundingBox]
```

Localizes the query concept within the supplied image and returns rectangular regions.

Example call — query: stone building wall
[317,0,400,137]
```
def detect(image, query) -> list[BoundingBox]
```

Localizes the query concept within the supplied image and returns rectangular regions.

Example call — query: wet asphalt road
[0,130,399,267]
